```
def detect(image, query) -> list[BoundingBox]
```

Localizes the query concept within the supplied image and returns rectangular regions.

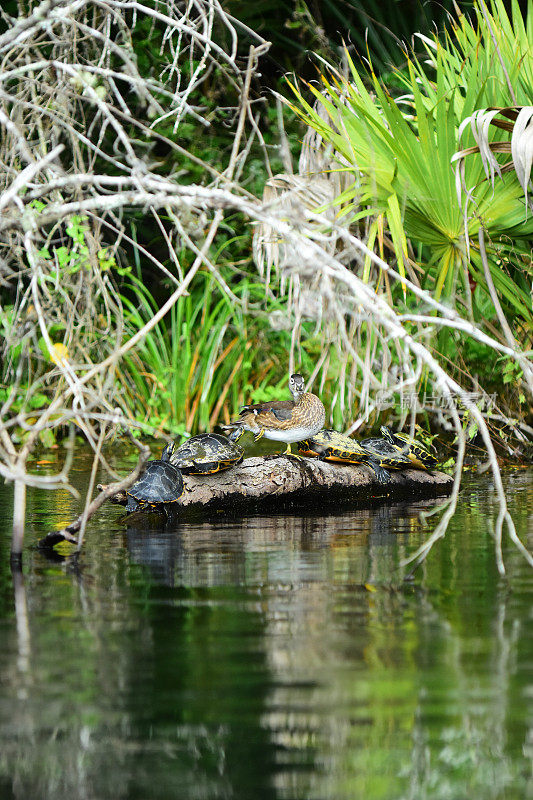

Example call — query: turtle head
[161,441,177,461]
[289,373,305,401]
[227,426,245,443]
[379,425,394,444]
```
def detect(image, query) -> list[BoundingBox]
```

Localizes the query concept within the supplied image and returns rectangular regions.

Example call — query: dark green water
[0,451,531,800]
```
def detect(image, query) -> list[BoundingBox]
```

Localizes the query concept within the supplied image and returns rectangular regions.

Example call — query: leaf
[473,285,496,319]
[386,193,408,289]
[510,106,533,211]
[55,246,70,268]
[457,108,504,188]
[29,392,48,409]
[467,421,478,440]
[49,343,69,365]
[454,106,533,219]
[39,428,56,449]
[29,199,46,212]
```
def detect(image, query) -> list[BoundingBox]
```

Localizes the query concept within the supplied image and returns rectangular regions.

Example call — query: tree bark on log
[162,455,453,514]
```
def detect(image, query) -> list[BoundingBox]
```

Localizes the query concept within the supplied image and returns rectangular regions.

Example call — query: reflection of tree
[256,490,533,800]
[0,475,531,799]
[0,524,280,799]
[0,561,149,799]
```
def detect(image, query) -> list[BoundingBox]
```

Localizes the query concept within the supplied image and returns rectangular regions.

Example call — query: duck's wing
[239,399,295,424]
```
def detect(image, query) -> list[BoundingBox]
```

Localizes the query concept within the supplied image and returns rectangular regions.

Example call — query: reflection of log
[158,456,453,514]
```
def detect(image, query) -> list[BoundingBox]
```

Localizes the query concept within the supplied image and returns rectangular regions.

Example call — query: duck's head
[289,373,305,401]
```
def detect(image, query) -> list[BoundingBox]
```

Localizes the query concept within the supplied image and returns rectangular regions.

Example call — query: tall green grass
[118,274,297,435]
[117,271,375,435]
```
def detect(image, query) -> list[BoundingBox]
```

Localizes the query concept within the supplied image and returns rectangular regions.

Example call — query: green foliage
[119,274,294,434]
[34,214,103,278]
[431,0,533,107]
[285,0,533,326]
[0,207,124,445]
[3,0,529,447]
[500,357,527,406]
[118,267,376,434]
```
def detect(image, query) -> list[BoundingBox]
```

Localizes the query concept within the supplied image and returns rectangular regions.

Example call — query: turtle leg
[365,458,391,485]
[253,428,265,442]
[125,497,137,513]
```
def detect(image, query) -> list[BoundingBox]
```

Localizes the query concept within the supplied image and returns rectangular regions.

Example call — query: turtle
[379,426,438,470]
[359,436,413,470]
[125,460,184,513]
[298,429,391,484]
[161,432,244,475]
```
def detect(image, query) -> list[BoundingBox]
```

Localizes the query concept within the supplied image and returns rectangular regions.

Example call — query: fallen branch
[37,437,151,550]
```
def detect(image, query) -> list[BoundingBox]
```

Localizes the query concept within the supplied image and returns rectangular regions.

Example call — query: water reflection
[12,569,31,679]
[0,467,531,799]
[126,498,438,588]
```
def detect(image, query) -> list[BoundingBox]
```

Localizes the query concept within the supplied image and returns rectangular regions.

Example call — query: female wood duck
[223,373,326,457]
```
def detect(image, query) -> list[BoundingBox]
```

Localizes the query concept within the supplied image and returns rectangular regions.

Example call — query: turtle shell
[299,429,368,462]
[126,460,183,512]
[359,437,413,470]
[380,426,438,469]
[298,429,391,483]
[163,433,243,475]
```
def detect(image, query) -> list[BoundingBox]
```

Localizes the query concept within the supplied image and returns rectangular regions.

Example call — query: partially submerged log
[105,455,453,516]
[179,456,452,512]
